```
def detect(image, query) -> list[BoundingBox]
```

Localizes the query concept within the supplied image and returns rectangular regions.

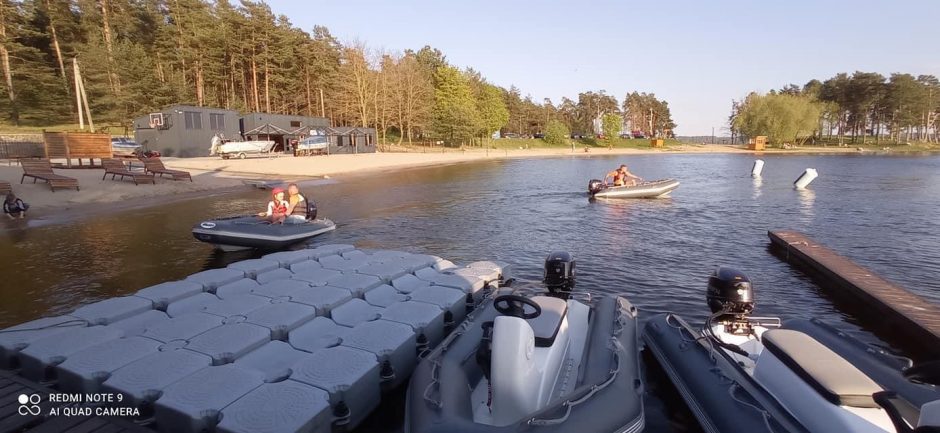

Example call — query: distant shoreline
[1,144,936,231]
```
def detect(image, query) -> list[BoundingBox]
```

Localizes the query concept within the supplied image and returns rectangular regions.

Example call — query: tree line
[731,71,939,145]
[0,0,675,144]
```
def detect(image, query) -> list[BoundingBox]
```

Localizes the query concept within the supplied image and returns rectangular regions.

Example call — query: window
[184,111,202,130]
[290,120,301,128]
[209,113,225,130]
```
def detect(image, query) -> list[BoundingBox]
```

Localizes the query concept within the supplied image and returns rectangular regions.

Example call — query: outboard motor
[306,199,318,220]
[588,179,605,195]
[544,251,576,296]
[707,266,755,321]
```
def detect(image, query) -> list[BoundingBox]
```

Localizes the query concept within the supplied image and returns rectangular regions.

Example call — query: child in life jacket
[258,187,289,224]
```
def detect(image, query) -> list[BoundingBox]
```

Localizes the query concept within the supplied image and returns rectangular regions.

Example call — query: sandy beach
[0,143,895,225]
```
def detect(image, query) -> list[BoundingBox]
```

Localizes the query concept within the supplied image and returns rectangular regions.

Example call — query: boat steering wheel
[494,295,541,319]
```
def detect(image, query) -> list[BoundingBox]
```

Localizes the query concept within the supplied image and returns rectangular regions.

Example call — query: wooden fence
[43,132,112,167]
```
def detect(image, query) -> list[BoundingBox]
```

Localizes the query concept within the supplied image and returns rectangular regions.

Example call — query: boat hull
[191,216,335,251]
[643,314,810,433]
[591,179,680,199]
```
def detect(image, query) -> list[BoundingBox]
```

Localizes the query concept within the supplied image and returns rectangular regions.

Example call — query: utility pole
[712,127,715,144]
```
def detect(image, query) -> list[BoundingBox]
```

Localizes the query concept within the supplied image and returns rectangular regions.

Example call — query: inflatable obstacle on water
[0,244,511,433]
[588,178,680,199]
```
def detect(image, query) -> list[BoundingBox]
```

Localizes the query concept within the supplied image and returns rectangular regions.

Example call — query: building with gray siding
[134,105,377,157]
[133,105,240,157]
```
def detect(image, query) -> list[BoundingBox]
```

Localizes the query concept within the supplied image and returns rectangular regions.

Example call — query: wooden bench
[102,158,155,185]
[20,159,80,192]
[142,157,192,182]
[0,180,10,196]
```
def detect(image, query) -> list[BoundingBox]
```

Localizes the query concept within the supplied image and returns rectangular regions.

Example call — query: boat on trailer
[192,215,335,251]
[643,266,940,433]
[406,252,645,433]
[588,178,679,199]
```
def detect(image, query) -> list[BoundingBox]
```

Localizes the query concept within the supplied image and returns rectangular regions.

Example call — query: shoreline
[1,144,934,231]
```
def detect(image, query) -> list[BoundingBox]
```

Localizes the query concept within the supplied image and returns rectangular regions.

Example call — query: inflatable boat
[406,252,644,433]
[588,178,679,198]
[192,216,335,251]
[643,267,940,433]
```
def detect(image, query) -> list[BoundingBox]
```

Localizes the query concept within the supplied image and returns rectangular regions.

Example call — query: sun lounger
[0,181,10,196]
[102,158,155,185]
[20,159,80,192]
[141,158,192,182]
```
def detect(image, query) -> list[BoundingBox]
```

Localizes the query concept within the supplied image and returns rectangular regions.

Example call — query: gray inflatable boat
[192,216,335,251]
[588,178,679,199]
[405,252,644,433]
[644,267,940,433]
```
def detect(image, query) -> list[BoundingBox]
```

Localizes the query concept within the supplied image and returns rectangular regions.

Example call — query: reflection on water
[797,188,816,221]
[1,153,939,432]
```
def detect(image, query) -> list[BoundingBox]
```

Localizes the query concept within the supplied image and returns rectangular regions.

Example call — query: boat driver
[605,164,642,187]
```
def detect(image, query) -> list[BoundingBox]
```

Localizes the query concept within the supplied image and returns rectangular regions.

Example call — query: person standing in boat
[284,183,310,224]
[258,187,288,224]
[604,164,642,187]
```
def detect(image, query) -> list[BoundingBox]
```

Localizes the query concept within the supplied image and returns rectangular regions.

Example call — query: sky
[266,0,940,136]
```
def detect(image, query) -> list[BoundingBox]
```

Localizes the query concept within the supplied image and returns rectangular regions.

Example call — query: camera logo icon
[18,394,41,416]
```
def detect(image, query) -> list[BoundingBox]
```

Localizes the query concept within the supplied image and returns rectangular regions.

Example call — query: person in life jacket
[258,187,289,224]
[604,164,643,187]
[284,183,314,224]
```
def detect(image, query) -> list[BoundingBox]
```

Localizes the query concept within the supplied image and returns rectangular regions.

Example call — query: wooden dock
[0,369,146,433]
[768,230,940,358]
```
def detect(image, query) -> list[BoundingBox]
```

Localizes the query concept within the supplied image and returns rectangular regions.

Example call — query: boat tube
[192,215,335,251]
[643,267,940,433]
[406,252,644,433]
[588,178,679,198]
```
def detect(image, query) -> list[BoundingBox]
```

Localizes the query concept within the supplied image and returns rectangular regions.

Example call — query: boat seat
[526,296,567,347]
[762,329,883,408]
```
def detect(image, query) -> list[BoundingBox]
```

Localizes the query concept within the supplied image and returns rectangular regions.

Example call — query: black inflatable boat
[191,216,335,251]
[644,267,940,433]
[406,252,644,433]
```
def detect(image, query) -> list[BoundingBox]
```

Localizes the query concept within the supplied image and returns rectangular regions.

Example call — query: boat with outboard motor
[644,266,940,433]
[191,214,335,251]
[406,252,644,433]
[588,178,679,198]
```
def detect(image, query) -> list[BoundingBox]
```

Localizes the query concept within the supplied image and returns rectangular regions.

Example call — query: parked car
[533,133,545,139]
[631,130,646,139]
[619,132,632,139]
[501,132,520,139]
[570,133,586,139]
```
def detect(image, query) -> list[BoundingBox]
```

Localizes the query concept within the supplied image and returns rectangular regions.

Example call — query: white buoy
[794,168,818,189]
[751,159,765,177]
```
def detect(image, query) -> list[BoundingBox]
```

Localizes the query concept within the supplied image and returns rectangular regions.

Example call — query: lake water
[1,152,938,432]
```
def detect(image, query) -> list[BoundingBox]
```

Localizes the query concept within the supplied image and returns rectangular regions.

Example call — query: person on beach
[284,183,310,224]
[604,164,642,187]
[258,187,288,224]
[3,191,29,219]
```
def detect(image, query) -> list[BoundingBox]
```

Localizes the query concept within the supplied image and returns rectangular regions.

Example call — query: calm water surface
[1,153,938,432]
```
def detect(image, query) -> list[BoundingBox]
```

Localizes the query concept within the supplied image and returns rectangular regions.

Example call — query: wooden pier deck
[0,369,146,433]
[768,230,940,357]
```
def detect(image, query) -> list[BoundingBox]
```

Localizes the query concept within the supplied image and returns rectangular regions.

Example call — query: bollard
[751,159,764,177]
[794,168,818,189]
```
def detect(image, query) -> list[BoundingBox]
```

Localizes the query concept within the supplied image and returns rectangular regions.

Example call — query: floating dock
[768,230,940,357]
[0,244,510,433]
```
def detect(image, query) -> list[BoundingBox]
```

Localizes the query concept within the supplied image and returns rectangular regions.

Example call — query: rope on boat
[728,383,779,433]
[527,305,629,426]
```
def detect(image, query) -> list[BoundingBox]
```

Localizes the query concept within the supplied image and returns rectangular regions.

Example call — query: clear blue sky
[267,0,940,136]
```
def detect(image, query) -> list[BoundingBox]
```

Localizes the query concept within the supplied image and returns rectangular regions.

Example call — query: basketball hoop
[149,113,164,129]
